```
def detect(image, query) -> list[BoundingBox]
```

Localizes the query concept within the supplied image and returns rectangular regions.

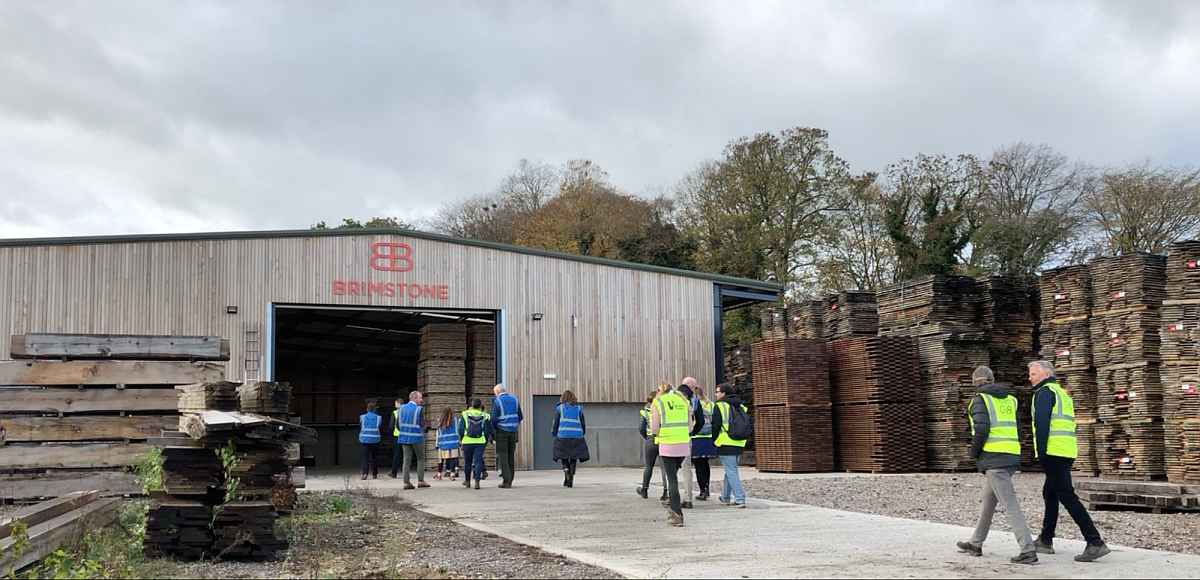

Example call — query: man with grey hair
[1029,361,1110,562]
[491,383,523,488]
[957,366,1038,564]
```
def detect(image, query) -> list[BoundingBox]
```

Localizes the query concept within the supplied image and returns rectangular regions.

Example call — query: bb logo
[370,242,414,272]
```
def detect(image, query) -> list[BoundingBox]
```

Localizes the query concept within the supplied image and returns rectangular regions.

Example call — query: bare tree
[971,143,1093,275]
[1083,163,1200,255]
[810,178,897,291]
[429,159,560,243]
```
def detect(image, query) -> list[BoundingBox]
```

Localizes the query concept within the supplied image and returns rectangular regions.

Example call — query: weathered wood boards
[0,472,140,502]
[10,334,229,361]
[0,360,225,386]
[0,497,120,571]
[0,387,178,414]
[0,491,98,539]
[0,443,152,470]
[0,416,176,442]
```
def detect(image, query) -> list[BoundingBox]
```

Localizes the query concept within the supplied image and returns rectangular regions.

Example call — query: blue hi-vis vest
[495,393,521,432]
[396,402,424,444]
[359,412,381,444]
[436,422,461,450]
[557,403,584,439]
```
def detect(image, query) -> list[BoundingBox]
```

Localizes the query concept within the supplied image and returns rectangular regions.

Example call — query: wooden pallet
[753,404,834,473]
[1076,479,1200,512]
[786,300,825,340]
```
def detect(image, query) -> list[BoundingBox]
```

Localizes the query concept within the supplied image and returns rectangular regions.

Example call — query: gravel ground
[161,492,620,579]
[740,473,1200,555]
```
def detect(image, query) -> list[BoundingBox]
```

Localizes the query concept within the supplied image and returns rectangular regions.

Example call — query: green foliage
[216,440,242,504]
[20,502,162,580]
[328,495,353,515]
[133,448,164,494]
[882,154,982,279]
[312,216,414,230]
[5,520,29,579]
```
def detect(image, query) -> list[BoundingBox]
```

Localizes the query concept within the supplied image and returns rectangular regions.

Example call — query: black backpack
[466,415,485,438]
[725,404,753,441]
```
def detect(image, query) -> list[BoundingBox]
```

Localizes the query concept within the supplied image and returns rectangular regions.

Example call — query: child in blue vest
[434,407,462,481]
[358,400,383,480]
[552,390,589,488]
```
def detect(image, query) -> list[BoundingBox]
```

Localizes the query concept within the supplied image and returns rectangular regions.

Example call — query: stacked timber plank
[1039,266,1101,476]
[0,491,122,572]
[238,382,292,418]
[829,336,925,472]
[1165,240,1200,484]
[724,344,755,464]
[787,301,825,340]
[979,276,1040,468]
[751,338,834,473]
[823,292,879,340]
[0,334,227,502]
[877,276,983,337]
[1077,479,1200,513]
[760,306,789,340]
[147,383,314,561]
[418,324,469,472]
[1090,253,1168,481]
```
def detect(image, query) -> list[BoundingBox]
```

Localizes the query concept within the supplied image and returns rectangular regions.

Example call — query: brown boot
[667,511,684,527]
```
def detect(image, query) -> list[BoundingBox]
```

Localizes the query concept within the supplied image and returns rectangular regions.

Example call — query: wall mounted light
[531,313,544,321]
[226,306,239,314]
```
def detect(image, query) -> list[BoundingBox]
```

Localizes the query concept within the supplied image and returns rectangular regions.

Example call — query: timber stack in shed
[1164,240,1200,484]
[0,334,227,503]
[751,338,834,473]
[829,336,925,472]
[1090,253,1168,480]
[878,275,986,471]
[1039,265,1102,476]
[418,324,469,471]
[466,324,499,471]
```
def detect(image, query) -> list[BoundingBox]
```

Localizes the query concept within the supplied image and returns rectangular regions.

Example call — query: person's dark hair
[645,390,657,405]
[678,385,694,400]
[715,382,736,397]
[560,390,578,405]
[439,406,456,429]
[470,397,483,410]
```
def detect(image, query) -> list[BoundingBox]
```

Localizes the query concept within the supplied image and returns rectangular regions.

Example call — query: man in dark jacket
[1029,360,1110,562]
[957,366,1037,565]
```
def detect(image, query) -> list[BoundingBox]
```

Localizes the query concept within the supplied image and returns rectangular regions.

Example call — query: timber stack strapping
[0,334,227,503]
[1164,240,1200,484]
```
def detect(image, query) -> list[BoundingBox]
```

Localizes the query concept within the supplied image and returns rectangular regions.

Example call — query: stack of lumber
[0,491,122,572]
[915,333,990,471]
[1037,267,1101,474]
[877,275,983,337]
[466,325,497,400]
[0,334,228,503]
[1164,240,1200,484]
[980,276,1038,354]
[1077,480,1200,513]
[178,382,240,412]
[238,382,292,418]
[787,301,825,340]
[723,344,754,397]
[829,336,925,472]
[822,292,879,340]
[1061,369,1101,475]
[751,338,834,472]
[760,305,789,340]
[211,502,286,561]
[1040,321,1093,369]
[417,324,469,472]
[1040,265,1092,320]
[1090,254,1168,480]
[144,499,213,560]
[1075,421,1100,476]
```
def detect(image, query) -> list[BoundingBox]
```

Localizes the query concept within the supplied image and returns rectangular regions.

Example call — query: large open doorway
[269,304,500,474]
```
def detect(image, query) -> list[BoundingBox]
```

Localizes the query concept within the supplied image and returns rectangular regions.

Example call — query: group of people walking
[638,377,751,527]
[960,360,1111,564]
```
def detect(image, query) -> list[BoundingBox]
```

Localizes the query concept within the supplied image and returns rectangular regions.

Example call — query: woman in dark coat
[552,390,589,488]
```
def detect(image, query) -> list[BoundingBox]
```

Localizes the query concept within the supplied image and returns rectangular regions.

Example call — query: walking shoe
[667,512,684,527]
[360,474,367,481]
[417,482,430,489]
[403,483,416,491]
[660,491,669,502]
[1034,539,1055,555]
[433,473,443,481]
[1075,543,1111,563]
[718,497,731,506]
[698,491,709,501]
[681,502,693,510]
[462,480,471,488]
[733,502,747,509]
[636,487,648,499]
[498,483,511,489]
[956,541,982,557]
[474,481,480,490]
[1010,551,1038,565]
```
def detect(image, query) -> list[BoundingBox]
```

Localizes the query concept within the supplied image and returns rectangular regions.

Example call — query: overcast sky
[1,1,1197,239]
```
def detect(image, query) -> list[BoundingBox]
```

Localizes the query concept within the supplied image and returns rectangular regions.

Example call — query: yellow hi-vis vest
[714,401,748,448]
[655,392,691,445]
[969,393,1021,456]
[693,400,715,440]
[460,409,491,445]
[1035,381,1078,460]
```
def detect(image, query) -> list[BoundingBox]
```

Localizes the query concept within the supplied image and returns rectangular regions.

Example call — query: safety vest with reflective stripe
[693,399,715,439]
[395,402,424,444]
[639,407,652,440]
[436,421,461,450]
[359,412,381,444]
[656,392,691,445]
[460,409,490,445]
[969,393,1021,456]
[557,403,585,439]
[1035,381,1078,459]
[495,393,521,432]
[714,401,748,448]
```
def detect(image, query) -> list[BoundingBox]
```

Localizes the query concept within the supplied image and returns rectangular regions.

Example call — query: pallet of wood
[878,275,983,337]
[1040,265,1092,321]
[1162,302,1200,362]
[1163,362,1200,419]
[1074,420,1101,477]
[751,338,830,407]
[238,382,292,417]
[834,402,925,472]
[1077,479,1200,512]
[1039,320,1093,369]
[177,382,241,413]
[787,301,825,340]
[1090,253,1168,313]
[828,336,921,405]
[418,324,468,360]
[980,275,1038,354]
[823,292,879,340]
[144,499,213,560]
[0,491,122,572]
[1060,369,1099,421]
[753,404,834,473]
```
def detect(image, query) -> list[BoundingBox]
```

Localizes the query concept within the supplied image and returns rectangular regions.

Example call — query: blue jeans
[719,454,745,504]
[463,444,486,482]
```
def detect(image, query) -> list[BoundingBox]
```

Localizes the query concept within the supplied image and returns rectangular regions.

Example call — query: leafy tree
[882,154,983,279]
[430,159,558,243]
[312,216,414,230]
[1082,163,1200,255]
[808,177,897,292]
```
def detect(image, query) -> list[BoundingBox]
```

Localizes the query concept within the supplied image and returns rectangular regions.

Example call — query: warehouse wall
[0,233,718,468]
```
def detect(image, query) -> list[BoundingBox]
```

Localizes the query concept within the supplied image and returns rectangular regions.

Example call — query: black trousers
[496,429,519,485]
[361,443,379,477]
[694,458,711,492]
[1040,457,1103,545]
[662,456,684,516]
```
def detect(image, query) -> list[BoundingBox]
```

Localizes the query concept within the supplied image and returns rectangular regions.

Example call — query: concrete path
[308,468,1200,579]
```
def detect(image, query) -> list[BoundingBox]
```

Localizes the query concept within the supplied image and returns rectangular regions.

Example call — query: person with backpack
[358,399,382,480]
[651,384,695,527]
[711,382,750,508]
[552,390,589,487]
[491,384,524,489]
[434,406,462,481]
[689,384,717,502]
[637,388,669,500]
[458,398,493,490]
[391,391,431,489]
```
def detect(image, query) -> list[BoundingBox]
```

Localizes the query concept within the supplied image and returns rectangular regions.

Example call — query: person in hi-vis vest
[358,399,382,480]
[957,366,1038,565]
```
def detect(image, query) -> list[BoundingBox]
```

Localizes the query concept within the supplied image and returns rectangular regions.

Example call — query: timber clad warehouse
[0,229,780,473]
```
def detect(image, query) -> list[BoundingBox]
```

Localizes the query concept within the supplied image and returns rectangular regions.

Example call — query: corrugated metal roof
[0,228,783,292]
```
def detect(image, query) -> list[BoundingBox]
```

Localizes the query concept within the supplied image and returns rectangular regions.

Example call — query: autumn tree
[1082,163,1200,255]
[430,159,558,243]
[809,177,897,292]
[882,154,984,280]
[311,216,414,230]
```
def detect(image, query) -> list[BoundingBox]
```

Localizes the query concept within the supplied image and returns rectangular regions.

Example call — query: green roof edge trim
[0,228,783,293]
